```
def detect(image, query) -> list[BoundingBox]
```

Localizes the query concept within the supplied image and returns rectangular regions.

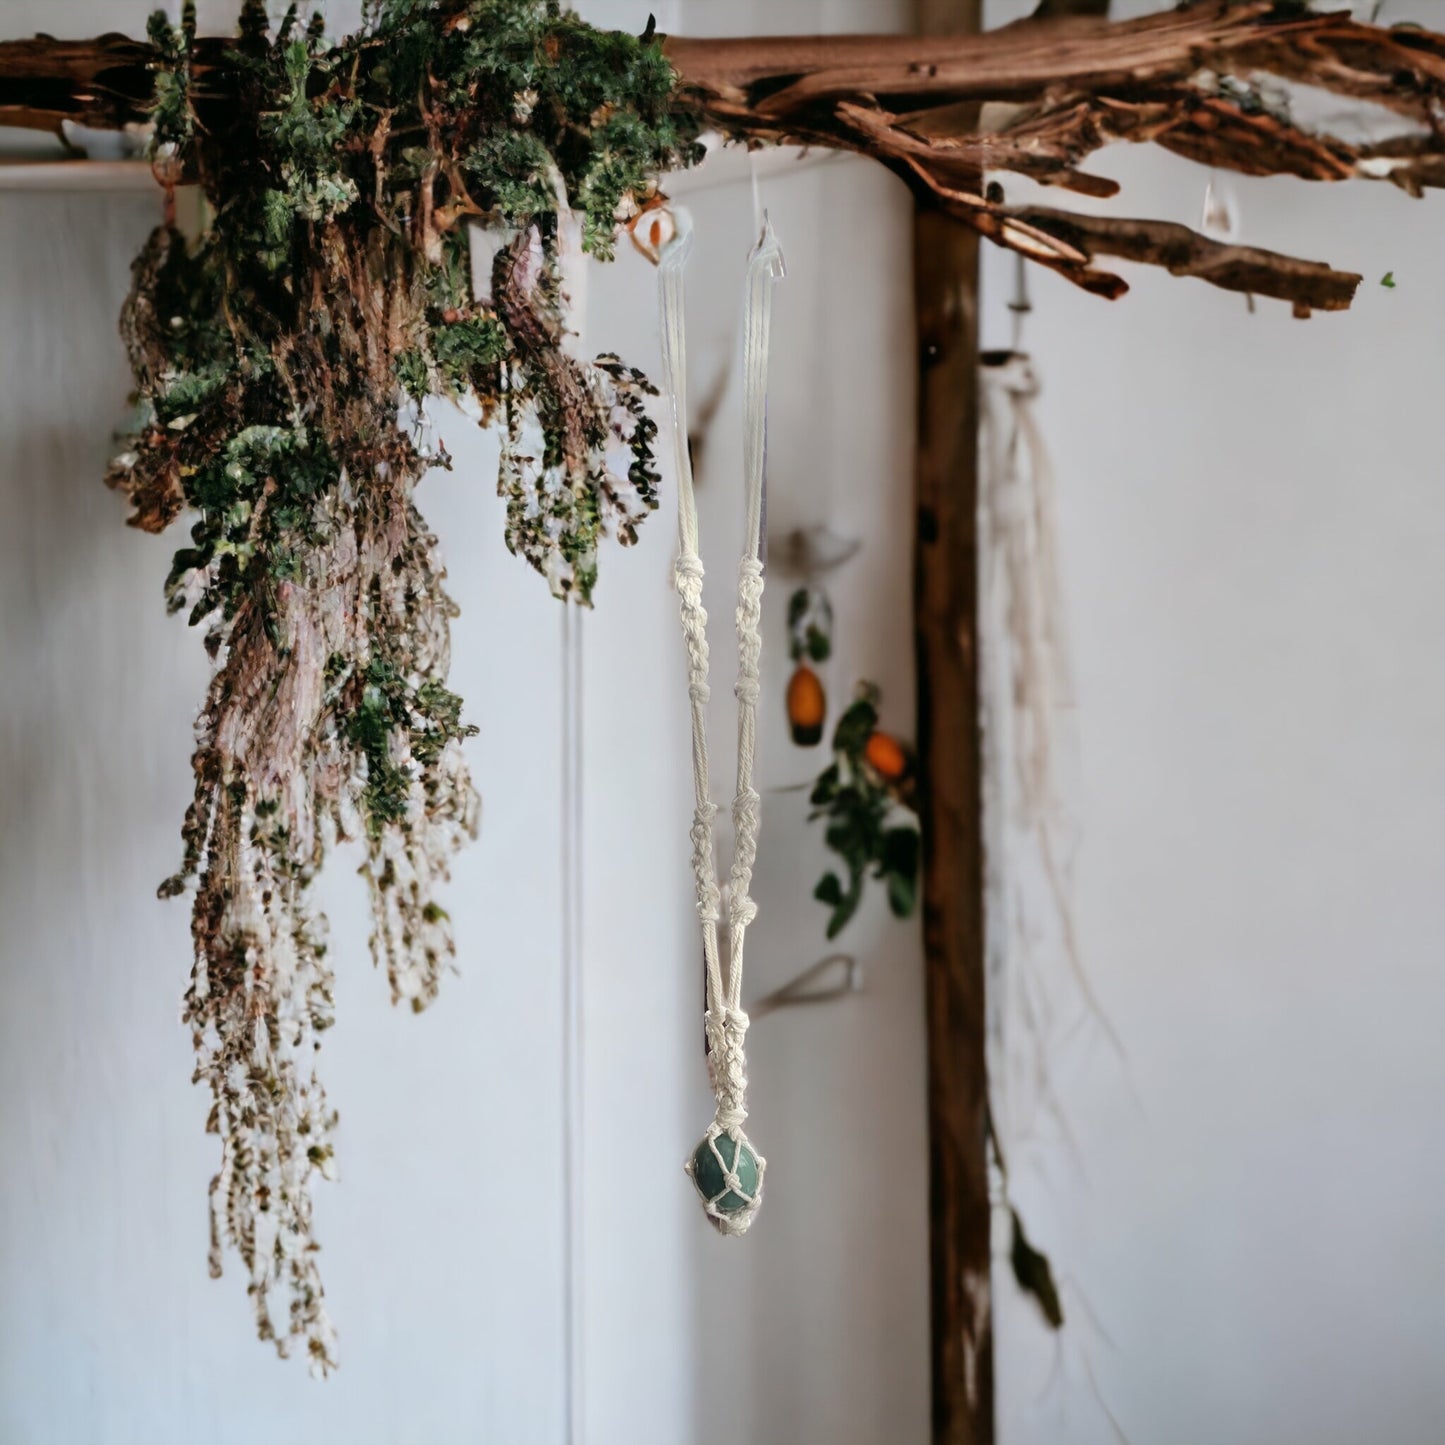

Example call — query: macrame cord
[977,353,1119,1164]
[659,212,785,1235]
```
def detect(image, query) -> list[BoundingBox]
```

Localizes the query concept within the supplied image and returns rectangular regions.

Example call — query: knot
[736,559,764,622]
[734,557,764,713]
[728,892,758,934]
[675,554,712,705]
[694,880,721,925]
[705,1004,751,1128]
[984,352,1040,401]
[706,1001,751,1048]
[689,803,720,923]
[731,788,760,861]
[729,785,760,936]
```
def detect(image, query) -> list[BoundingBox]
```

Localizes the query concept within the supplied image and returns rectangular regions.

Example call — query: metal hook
[750,952,862,1020]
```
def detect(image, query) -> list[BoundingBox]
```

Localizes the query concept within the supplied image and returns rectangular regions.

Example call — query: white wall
[981,4,1445,1440]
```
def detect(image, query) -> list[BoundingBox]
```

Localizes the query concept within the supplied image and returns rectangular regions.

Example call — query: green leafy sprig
[787,584,832,663]
[808,684,920,939]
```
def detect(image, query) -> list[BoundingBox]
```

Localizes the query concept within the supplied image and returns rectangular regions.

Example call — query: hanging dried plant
[104,0,700,1370]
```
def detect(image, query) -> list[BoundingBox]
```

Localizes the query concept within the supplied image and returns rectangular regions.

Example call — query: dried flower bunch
[105,0,699,1371]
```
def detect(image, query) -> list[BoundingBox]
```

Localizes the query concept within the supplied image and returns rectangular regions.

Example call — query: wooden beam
[913,4,991,1442]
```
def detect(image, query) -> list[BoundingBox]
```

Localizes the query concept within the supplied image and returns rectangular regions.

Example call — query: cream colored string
[728,215,784,1015]
[659,222,723,1034]
[659,213,785,1233]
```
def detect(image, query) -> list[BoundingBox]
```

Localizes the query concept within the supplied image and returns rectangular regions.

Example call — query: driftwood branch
[2,3,1444,308]
[666,0,1445,312]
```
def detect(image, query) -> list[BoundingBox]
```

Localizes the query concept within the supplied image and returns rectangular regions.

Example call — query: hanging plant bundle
[104,0,700,1370]
[809,683,920,940]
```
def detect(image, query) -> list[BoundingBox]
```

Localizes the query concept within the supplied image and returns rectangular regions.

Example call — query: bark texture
[913,3,992,1441]
[666,0,1445,312]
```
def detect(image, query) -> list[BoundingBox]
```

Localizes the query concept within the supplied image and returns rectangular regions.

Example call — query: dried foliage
[102,0,698,1370]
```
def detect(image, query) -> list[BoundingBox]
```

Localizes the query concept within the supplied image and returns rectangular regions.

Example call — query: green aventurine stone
[691,1132,760,1213]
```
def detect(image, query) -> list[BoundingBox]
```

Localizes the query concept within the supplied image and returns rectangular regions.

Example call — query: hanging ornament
[774,528,859,755]
[863,726,911,784]
[625,192,678,264]
[1200,172,1240,240]
[976,344,1096,1345]
[785,661,827,747]
[658,210,785,1234]
[785,583,832,745]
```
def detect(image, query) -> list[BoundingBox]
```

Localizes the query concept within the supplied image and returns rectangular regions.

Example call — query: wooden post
[913,3,991,1442]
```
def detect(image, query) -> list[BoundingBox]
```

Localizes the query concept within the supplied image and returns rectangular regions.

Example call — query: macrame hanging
[978,351,1071,852]
[978,348,1131,1406]
[978,349,1072,1143]
[977,346,1127,1193]
[658,211,785,1235]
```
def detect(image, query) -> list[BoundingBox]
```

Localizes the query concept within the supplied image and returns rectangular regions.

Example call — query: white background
[2,0,1443,1442]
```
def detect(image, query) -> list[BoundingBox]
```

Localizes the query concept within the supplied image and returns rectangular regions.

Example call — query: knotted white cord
[660,212,785,1235]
